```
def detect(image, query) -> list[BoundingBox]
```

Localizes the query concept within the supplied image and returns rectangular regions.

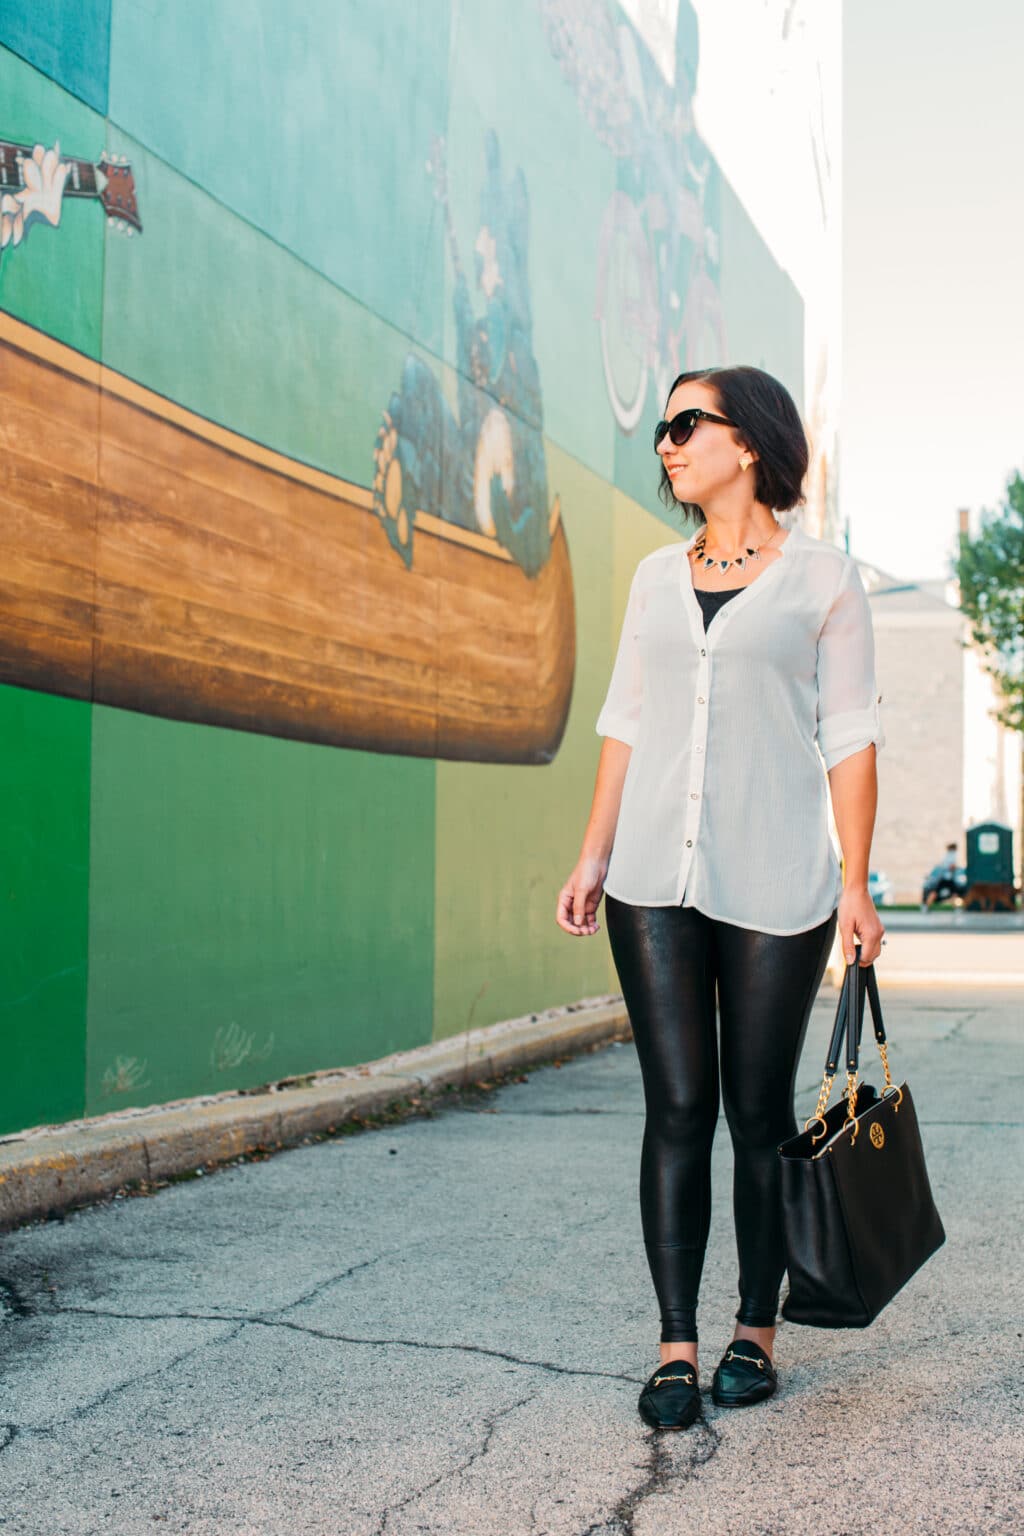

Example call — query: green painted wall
[85,708,435,1112]
[99,125,411,486]
[0,3,804,1135]
[0,685,91,1129]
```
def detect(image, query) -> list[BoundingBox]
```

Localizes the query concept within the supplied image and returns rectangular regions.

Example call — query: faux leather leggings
[604,895,837,1341]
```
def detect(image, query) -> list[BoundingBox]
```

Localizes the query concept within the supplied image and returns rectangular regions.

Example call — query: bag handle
[843,949,893,1081]
[806,941,897,1146]
[864,965,890,1066]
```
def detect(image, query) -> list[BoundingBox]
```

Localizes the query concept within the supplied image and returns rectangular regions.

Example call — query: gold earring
[739,454,752,471]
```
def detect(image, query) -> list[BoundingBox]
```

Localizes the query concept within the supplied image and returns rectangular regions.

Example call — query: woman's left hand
[837,884,885,966]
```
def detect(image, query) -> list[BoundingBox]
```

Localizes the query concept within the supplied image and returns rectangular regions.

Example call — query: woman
[556,365,885,1431]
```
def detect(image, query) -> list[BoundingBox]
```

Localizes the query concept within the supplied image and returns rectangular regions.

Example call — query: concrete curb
[0,996,630,1233]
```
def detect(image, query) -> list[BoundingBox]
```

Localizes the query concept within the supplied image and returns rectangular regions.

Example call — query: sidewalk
[3,919,1021,1236]
[0,997,630,1233]
[0,985,1020,1534]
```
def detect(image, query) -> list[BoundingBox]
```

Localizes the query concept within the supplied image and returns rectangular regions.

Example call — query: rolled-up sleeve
[595,568,644,747]
[815,559,885,771]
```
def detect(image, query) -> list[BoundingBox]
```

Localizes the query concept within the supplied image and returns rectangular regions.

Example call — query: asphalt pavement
[0,982,1021,1535]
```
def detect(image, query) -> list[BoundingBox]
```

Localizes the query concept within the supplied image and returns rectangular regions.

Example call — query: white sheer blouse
[595,524,884,934]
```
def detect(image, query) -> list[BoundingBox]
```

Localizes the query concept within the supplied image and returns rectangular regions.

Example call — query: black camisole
[694,586,744,632]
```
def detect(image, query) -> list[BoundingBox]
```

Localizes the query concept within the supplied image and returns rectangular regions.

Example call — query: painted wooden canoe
[0,311,575,763]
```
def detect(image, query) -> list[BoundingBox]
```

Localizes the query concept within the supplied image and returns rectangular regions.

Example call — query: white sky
[680,0,1024,582]
[842,0,1024,581]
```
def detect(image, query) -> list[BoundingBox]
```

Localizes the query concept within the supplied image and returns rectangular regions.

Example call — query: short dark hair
[657,365,809,525]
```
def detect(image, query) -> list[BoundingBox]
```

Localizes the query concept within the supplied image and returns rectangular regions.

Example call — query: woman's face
[657,381,749,505]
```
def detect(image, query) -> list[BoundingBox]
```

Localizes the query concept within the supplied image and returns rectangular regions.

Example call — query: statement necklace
[690,521,782,573]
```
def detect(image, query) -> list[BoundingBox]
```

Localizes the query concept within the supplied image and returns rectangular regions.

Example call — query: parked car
[920,863,968,910]
[868,869,894,907]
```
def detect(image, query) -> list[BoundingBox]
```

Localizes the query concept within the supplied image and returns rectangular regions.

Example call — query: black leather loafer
[710,1339,778,1407]
[637,1360,702,1430]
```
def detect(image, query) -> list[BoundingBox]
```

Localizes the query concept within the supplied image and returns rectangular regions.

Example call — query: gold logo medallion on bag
[869,1121,885,1149]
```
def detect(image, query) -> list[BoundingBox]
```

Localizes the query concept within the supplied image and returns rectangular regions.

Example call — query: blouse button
[697,696,705,704]
[685,839,693,847]
[700,648,706,657]
[690,793,699,800]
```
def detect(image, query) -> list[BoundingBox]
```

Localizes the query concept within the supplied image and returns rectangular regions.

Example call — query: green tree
[953,471,1024,734]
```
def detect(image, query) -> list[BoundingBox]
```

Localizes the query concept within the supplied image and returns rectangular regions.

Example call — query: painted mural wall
[0,0,803,1137]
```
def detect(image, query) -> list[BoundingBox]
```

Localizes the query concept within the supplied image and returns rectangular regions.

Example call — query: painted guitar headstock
[98,153,142,234]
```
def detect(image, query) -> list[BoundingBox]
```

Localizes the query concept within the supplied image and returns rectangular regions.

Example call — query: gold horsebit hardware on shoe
[725,1350,766,1369]
[652,1371,695,1387]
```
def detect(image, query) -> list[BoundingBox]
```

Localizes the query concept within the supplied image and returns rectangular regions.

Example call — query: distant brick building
[854,561,1022,904]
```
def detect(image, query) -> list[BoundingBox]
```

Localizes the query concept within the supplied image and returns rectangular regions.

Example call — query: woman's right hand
[556,855,608,936]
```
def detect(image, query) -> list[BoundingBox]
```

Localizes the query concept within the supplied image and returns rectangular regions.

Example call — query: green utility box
[964,822,1017,911]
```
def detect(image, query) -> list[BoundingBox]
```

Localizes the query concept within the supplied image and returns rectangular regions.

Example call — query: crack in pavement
[6,1320,247,1438]
[231,1314,644,1388]
[369,1389,538,1536]
[263,1249,408,1319]
[238,1250,393,1324]
[24,1248,397,1327]
[224,1319,644,1385]
[579,1412,721,1535]
[41,1304,641,1384]
[0,1423,18,1455]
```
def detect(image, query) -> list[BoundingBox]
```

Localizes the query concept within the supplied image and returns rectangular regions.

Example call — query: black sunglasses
[654,407,735,452]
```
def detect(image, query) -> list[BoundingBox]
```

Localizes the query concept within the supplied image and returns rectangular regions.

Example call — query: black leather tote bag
[778,944,945,1327]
